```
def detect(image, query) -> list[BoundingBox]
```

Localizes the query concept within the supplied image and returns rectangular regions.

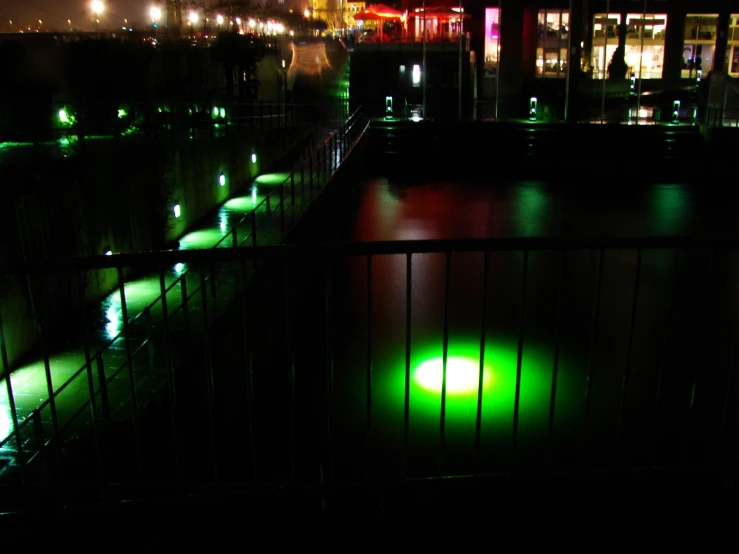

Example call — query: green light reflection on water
[371,339,567,439]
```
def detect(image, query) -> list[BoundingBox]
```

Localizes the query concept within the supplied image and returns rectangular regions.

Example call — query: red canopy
[355,4,407,21]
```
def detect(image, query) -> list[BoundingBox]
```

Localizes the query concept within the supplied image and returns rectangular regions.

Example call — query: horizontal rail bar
[6,236,739,274]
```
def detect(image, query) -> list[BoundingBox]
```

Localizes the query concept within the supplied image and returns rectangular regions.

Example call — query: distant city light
[189,11,199,24]
[150,6,161,22]
[216,14,224,25]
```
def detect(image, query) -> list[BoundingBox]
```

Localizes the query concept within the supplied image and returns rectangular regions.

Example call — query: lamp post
[189,10,199,39]
[91,0,103,35]
[150,6,161,39]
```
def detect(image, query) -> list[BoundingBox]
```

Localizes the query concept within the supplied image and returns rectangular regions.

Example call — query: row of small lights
[80,1,288,34]
[103,151,257,257]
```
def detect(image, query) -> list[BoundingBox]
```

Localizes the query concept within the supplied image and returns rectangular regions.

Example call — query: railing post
[309,155,314,193]
[145,307,155,372]
[232,226,238,248]
[251,210,257,247]
[96,353,111,420]
[290,171,296,207]
[117,266,143,481]
[266,195,272,234]
[0,309,25,471]
[323,142,328,176]
[180,277,190,336]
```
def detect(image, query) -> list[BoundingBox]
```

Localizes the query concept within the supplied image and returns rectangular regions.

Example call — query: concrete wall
[0,124,311,375]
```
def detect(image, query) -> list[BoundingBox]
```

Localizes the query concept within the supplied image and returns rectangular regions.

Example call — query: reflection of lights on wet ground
[219,212,228,233]
[251,186,258,205]
[380,340,561,426]
[415,356,493,395]
[0,409,13,448]
[105,306,121,340]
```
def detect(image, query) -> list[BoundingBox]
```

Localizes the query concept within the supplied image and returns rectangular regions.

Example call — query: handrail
[0,107,366,452]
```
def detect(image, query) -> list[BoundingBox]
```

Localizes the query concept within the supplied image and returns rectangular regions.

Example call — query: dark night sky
[0,1,207,31]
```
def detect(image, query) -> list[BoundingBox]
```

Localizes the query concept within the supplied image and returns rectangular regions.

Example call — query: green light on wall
[58,108,74,126]
[118,108,128,118]
[219,173,226,186]
[251,152,257,163]
[212,106,219,118]
[220,107,226,119]
[173,203,181,218]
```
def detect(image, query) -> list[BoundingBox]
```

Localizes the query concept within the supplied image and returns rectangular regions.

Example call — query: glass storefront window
[682,14,718,78]
[536,10,569,78]
[592,13,667,79]
[730,14,739,76]
[592,13,621,79]
[484,7,501,77]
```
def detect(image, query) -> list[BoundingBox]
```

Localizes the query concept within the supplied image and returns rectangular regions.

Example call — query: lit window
[729,14,739,76]
[681,15,718,78]
[591,13,667,80]
[536,10,569,78]
[483,8,501,77]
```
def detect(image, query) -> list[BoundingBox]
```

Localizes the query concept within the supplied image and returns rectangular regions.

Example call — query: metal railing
[0,108,368,478]
[1,236,738,512]
[0,100,350,144]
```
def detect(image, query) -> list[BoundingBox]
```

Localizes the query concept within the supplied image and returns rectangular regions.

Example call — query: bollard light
[385,95,393,119]
[412,64,421,86]
[672,100,681,123]
[529,97,538,121]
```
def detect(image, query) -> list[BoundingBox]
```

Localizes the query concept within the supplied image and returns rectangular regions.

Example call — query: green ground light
[368,338,576,443]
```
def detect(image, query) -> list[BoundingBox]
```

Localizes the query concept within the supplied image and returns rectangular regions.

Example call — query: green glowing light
[415,356,493,395]
[219,107,226,119]
[219,173,226,186]
[118,108,127,118]
[58,108,74,126]
[173,204,181,218]
[251,152,257,163]
[254,172,290,186]
[379,339,566,429]
[212,106,219,118]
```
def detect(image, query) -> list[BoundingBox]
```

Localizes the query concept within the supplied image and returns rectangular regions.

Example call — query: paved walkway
[0,110,363,481]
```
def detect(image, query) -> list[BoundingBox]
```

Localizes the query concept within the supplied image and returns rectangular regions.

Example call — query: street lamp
[91,0,103,33]
[188,11,199,39]
[216,14,224,33]
[150,6,161,24]
[150,6,161,40]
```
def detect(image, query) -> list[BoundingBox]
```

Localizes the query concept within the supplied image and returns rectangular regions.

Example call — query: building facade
[392,1,739,102]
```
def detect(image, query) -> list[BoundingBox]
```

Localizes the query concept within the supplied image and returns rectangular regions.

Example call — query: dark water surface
[317,177,739,481]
